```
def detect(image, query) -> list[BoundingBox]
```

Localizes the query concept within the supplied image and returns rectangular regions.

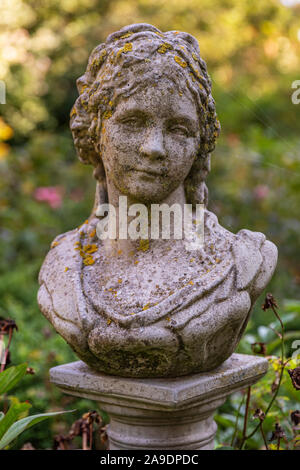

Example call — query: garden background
[0,0,299,449]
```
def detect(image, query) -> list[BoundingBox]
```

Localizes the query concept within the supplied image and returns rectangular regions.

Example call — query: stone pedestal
[50,353,268,450]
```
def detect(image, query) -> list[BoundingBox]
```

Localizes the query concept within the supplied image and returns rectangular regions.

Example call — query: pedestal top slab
[50,353,268,409]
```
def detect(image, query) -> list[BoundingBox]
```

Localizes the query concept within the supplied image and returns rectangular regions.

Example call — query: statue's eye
[168,125,189,136]
[120,116,144,127]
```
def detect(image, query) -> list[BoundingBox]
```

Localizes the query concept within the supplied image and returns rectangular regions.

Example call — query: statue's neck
[93,180,188,257]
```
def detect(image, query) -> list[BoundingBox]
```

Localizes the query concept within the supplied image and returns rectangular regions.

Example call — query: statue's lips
[132,168,166,178]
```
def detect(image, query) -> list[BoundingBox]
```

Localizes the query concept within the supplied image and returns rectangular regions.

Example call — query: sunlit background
[0,0,299,449]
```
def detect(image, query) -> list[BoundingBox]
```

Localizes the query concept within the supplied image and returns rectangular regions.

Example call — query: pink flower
[253,185,269,201]
[226,133,240,147]
[34,186,63,209]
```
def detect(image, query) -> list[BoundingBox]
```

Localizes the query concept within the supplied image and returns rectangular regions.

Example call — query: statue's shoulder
[205,211,277,298]
[38,228,85,330]
[37,225,100,359]
[38,228,81,286]
[232,228,278,298]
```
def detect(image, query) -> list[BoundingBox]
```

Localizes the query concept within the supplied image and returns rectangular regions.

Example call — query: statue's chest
[82,247,211,315]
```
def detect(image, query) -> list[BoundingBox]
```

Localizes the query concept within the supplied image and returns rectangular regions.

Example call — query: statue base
[49,353,268,450]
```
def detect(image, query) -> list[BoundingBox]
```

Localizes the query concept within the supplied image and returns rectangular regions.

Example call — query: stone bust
[38,23,277,378]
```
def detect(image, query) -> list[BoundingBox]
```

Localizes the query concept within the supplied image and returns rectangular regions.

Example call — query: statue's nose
[140,127,165,160]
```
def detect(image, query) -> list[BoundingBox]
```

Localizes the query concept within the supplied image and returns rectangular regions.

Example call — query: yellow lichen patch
[157,42,172,54]
[83,256,95,266]
[75,241,97,266]
[138,239,149,251]
[174,56,187,68]
[103,110,112,119]
[192,53,199,61]
[189,64,202,80]
[129,312,135,315]
[89,229,96,238]
[215,259,221,264]
[117,249,123,255]
[64,267,69,272]
[107,318,112,325]
[190,258,195,262]
[134,260,139,265]
[70,107,77,118]
[120,32,133,39]
[118,279,122,284]
[189,280,194,285]
[83,244,98,254]
[166,317,171,322]
[108,100,113,107]
[51,241,59,248]
[91,49,107,68]
[154,31,165,38]
[123,42,132,52]
[142,303,150,311]
[109,51,115,64]
[116,42,133,59]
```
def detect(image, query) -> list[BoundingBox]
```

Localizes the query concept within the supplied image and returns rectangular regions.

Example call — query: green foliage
[0,363,27,395]
[0,0,299,449]
[215,300,300,450]
[0,408,74,450]
[0,363,74,449]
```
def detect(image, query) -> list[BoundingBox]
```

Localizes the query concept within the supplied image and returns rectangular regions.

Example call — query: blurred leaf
[0,401,31,439]
[0,410,75,450]
[0,364,27,395]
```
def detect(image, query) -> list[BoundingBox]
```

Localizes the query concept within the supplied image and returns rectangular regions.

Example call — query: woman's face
[99,80,200,203]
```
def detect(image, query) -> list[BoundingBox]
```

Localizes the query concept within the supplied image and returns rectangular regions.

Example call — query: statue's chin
[114,177,175,204]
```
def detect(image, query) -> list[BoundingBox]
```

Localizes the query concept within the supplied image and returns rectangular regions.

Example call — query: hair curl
[70,23,220,207]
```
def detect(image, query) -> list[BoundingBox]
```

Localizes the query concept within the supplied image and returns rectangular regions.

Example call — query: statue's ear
[232,229,265,291]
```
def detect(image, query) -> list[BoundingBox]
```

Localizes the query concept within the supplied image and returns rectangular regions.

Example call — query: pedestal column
[50,353,268,450]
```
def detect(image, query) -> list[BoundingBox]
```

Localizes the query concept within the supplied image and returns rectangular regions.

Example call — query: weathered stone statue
[38,23,277,378]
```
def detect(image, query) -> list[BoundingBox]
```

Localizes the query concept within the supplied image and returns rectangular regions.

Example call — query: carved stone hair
[70,23,220,207]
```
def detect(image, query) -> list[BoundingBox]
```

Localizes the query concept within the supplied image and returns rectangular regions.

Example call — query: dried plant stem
[89,422,93,449]
[240,301,286,449]
[277,436,281,450]
[231,393,246,447]
[259,422,268,450]
[82,430,89,450]
[242,387,251,443]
